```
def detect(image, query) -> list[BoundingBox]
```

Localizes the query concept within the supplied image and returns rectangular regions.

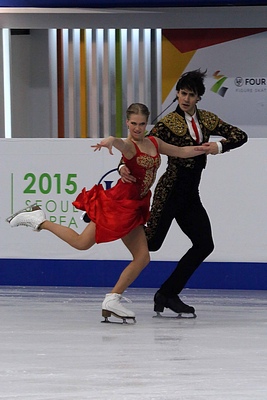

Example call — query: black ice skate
[153,291,196,319]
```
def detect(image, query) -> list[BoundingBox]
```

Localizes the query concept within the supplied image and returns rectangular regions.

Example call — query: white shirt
[185,112,203,143]
[185,111,222,154]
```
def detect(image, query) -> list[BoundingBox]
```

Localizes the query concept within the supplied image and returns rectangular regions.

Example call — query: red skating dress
[72,136,161,243]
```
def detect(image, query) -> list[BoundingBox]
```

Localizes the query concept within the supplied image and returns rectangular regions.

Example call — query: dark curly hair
[175,69,207,98]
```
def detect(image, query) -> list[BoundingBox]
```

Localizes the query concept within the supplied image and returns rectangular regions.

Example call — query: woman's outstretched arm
[156,138,211,158]
[91,136,134,158]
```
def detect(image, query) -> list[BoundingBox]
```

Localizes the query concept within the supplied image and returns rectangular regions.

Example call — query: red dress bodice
[73,136,161,243]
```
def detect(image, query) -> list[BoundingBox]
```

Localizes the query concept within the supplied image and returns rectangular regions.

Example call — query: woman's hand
[194,142,219,155]
[91,137,115,155]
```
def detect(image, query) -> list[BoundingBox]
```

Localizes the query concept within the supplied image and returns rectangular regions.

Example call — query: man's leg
[146,204,174,252]
[146,189,200,315]
[159,200,214,295]
[153,199,214,315]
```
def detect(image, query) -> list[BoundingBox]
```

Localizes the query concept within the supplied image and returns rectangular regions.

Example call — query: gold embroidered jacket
[150,106,248,171]
[145,106,248,240]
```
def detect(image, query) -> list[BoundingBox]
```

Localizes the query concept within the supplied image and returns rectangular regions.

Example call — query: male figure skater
[120,69,248,317]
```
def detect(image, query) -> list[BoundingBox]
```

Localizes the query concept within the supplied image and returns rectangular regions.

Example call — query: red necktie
[191,117,200,143]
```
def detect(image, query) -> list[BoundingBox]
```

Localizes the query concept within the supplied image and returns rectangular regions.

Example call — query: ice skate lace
[18,222,33,227]
[120,295,132,304]
[16,220,40,231]
[10,216,41,231]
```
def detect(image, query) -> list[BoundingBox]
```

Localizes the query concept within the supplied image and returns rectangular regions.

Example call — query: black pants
[147,168,214,296]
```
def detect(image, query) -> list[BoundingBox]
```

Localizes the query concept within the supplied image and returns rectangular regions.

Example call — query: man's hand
[194,142,219,155]
[119,165,137,183]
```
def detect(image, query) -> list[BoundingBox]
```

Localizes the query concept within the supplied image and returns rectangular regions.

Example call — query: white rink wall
[0,137,266,264]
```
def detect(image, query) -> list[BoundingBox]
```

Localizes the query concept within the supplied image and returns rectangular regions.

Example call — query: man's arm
[118,163,136,183]
[215,120,248,152]
[199,110,248,152]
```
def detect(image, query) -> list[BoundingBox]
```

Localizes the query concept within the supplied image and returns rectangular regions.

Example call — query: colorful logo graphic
[211,71,228,97]
[98,168,117,188]
[234,77,244,87]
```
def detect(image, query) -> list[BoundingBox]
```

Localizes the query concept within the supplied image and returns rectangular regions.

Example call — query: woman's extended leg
[40,220,96,250]
[8,205,96,251]
[9,206,96,251]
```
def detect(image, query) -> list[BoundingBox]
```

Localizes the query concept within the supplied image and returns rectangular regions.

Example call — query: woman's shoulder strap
[148,136,159,151]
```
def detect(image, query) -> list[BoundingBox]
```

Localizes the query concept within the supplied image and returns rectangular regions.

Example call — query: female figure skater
[8,103,207,323]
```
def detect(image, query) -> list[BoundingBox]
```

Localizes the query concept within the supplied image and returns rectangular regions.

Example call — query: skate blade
[101,310,136,324]
[101,317,136,324]
[6,203,39,223]
[153,311,197,319]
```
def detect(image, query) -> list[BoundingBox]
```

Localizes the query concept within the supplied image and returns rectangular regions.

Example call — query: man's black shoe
[154,291,195,315]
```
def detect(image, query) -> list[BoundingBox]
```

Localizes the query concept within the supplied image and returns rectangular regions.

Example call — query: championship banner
[1,138,136,261]
[162,28,267,138]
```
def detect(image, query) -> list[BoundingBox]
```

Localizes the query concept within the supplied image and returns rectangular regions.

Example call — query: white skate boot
[7,205,46,231]
[102,293,136,324]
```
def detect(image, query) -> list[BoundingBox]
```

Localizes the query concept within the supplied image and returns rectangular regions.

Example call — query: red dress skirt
[72,137,161,243]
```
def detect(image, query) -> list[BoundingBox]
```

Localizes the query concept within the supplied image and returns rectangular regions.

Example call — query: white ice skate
[7,204,46,231]
[102,293,136,324]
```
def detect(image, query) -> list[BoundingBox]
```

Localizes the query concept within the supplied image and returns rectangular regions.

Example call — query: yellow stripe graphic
[162,35,196,103]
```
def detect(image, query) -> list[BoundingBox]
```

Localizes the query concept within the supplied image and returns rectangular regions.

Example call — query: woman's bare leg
[111,225,150,294]
[40,220,96,250]
[101,225,150,320]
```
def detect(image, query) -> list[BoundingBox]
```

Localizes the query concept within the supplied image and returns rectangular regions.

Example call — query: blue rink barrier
[0,259,267,290]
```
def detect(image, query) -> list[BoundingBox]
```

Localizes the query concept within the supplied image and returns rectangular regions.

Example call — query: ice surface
[0,286,267,399]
